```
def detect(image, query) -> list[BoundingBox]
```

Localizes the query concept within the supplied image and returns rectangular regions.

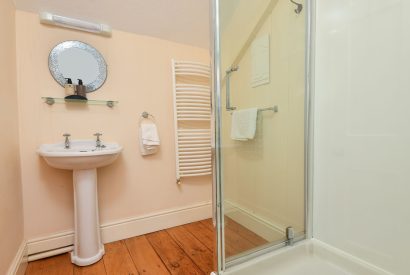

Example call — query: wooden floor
[26,218,268,275]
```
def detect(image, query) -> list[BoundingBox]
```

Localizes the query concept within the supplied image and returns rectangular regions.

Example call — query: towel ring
[140,111,155,123]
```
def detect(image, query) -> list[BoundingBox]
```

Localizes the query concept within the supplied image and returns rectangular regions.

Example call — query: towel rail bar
[229,106,279,114]
[258,106,279,113]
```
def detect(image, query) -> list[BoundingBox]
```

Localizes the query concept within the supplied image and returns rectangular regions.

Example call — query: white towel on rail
[230,108,258,141]
[139,123,160,155]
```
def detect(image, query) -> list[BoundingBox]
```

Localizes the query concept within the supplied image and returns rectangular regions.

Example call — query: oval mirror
[48,41,107,93]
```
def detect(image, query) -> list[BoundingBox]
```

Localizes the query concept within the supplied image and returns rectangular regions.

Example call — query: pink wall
[15,11,212,240]
[0,1,25,274]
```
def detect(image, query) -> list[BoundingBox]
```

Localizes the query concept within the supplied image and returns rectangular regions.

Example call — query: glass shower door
[213,0,307,270]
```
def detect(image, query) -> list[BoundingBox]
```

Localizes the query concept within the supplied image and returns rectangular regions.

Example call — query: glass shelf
[41,97,118,108]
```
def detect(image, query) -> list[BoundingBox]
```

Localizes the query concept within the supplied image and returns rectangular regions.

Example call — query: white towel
[140,124,160,145]
[139,139,158,155]
[139,123,160,155]
[230,108,258,141]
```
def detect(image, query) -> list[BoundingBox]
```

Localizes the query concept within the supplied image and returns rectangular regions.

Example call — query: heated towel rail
[172,60,212,184]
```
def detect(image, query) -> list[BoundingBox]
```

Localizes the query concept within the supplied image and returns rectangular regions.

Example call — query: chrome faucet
[63,133,71,149]
[94,133,103,148]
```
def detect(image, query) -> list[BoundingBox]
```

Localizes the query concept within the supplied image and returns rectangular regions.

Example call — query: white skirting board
[7,241,27,275]
[224,200,286,242]
[27,201,212,260]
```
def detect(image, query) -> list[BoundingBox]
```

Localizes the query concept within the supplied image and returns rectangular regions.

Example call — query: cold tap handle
[94,133,102,147]
[63,133,71,149]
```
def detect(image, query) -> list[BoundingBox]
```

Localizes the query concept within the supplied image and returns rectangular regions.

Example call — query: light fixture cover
[39,12,111,37]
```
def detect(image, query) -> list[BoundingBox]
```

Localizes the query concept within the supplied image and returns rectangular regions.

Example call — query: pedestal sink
[38,140,122,266]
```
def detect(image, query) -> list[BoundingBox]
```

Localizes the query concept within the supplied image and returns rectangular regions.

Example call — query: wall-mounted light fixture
[39,12,112,37]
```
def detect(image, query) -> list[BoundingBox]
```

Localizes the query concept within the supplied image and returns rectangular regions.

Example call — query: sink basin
[38,139,122,266]
[38,140,122,170]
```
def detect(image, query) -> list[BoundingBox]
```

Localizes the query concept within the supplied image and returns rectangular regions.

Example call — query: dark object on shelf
[76,79,87,97]
[64,94,88,101]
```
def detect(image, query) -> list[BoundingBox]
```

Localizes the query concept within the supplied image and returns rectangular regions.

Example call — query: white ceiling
[14,0,210,49]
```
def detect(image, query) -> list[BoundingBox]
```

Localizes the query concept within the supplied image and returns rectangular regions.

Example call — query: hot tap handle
[94,133,103,148]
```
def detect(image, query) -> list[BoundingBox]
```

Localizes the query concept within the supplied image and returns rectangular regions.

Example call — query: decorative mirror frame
[48,40,107,93]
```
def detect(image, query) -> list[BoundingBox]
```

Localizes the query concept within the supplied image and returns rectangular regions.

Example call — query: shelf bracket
[45,97,55,105]
[106,101,114,108]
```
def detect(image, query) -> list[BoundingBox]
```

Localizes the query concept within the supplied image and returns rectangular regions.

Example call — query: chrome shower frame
[211,0,316,273]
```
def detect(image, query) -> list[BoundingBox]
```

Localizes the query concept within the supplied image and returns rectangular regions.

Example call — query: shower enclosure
[212,0,311,272]
[212,0,410,274]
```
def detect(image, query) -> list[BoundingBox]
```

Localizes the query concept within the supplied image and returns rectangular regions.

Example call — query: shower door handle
[226,66,238,111]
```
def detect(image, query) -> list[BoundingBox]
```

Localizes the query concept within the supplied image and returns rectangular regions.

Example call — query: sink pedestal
[71,168,104,266]
[37,139,122,266]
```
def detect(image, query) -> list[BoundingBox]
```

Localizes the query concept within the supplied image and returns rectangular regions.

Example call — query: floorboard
[125,235,170,275]
[199,219,214,232]
[225,217,268,246]
[224,224,259,258]
[26,218,268,275]
[167,225,214,274]
[73,260,106,275]
[25,253,73,275]
[103,241,138,275]
[146,230,204,275]
[183,221,215,251]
